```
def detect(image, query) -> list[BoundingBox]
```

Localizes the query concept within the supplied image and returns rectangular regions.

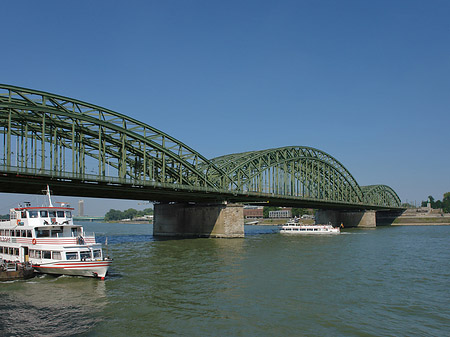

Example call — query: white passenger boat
[0,186,112,279]
[279,221,340,234]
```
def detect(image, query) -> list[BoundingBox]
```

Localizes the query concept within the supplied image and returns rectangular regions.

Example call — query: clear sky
[1,0,449,214]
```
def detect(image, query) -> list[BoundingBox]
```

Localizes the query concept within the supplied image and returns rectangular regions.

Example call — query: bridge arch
[0,84,229,189]
[0,84,402,209]
[210,147,365,204]
[361,185,402,208]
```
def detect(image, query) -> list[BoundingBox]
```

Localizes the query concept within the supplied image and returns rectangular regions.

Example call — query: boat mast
[45,185,53,207]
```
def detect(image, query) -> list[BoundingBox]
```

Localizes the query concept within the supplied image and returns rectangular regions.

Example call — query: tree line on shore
[402,192,450,212]
[104,208,154,221]
[421,193,450,212]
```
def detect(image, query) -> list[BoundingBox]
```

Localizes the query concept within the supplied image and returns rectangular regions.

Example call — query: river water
[1,223,449,336]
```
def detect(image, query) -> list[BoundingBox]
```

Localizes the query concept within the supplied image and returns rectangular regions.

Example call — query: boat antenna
[43,185,53,207]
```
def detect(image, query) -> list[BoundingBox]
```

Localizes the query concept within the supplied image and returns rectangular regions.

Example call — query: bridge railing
[0,164,227,195]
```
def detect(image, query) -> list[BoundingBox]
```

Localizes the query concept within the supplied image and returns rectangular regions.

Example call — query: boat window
[15,230,20,237]
[29,211,39,218]
[93,250,101,259]
[42,251,51,259]
[51,229,63,237]
[52,251,62,260]
[57,211,65,218]
[80,251,92,260]
[71,228,78,236]
[40,210,48,217]
[29,250,34,258]
[49,211,57,218]
[0,229,3,235]
[21,230,27,237]
[36,229,50,237]
[66,211,72,218]
[35,250,41,258]
[10,212,16,220]
[27,230,32,238]
[21,211,27,218]
[66,252,78,260]
[0,247,3,253]
[4,230,9,236]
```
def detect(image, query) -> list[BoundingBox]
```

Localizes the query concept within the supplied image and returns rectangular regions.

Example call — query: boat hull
[0,263,35,281]
[279,230,340,234]
[33,260,112,278]
[280,224,340,235]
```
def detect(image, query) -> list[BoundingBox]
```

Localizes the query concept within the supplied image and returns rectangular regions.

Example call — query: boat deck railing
[52,232,95,238]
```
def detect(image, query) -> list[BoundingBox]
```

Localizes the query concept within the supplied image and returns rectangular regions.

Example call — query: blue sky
[1,1,449,214]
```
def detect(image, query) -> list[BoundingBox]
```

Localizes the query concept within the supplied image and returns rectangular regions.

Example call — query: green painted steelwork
[210,147,364,204]
[0,84,402,209]
[361,185,401,208]
[0,84,230,189]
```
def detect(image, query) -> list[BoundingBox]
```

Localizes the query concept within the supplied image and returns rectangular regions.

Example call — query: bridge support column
[315,210,377,228]
[376,210,405,226]
[153,202,244,238]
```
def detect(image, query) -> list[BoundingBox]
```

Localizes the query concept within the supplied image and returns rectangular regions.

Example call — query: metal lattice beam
[0,84,231,189]
[0,84,402,209]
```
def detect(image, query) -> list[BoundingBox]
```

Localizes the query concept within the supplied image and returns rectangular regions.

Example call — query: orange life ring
[32,238,37,245]
[17,219,20,225]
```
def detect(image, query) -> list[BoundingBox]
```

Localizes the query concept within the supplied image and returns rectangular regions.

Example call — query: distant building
[78,200,84,217]
[243,206,263,219]
[269,208,292,219]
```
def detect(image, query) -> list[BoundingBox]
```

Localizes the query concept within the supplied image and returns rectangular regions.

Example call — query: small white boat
[0,186,112,279]
[280,221,340,234]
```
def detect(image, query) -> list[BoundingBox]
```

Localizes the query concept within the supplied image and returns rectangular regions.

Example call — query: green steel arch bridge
[0,84,401,211]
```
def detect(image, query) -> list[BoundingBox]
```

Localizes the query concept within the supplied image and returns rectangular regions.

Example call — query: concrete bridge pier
[153,202,245,238]
[315,210,377,228]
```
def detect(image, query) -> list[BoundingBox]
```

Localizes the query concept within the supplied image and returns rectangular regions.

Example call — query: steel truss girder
[0,84,402,209]
[210,147,365,203]
[0,84,231,189]
[361,185,402,208]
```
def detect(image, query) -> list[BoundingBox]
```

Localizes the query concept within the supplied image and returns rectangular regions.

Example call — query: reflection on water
[2,223,449,336]
[0,275,107,336]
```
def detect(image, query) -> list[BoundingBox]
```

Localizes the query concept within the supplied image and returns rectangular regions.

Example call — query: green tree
[263,206,280,218]
[443,192,450,213]
[104,209,124,221]
[137,208,154,217]
[421,196,437,208]
[124,208,138,220]
[291,208,307,217]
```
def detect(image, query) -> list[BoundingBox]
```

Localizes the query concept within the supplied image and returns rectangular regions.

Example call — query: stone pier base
[316,210,377,228]
[153,202,244,238]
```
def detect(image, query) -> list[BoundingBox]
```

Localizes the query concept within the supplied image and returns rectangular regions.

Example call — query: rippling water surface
[1,223,449,336]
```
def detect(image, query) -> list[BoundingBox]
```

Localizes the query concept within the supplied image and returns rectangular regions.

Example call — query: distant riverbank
[103,217,450,226]
[247,216,450,226]
[392,216,450,226]
[104,220,152,225]
[245,219,314,226]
